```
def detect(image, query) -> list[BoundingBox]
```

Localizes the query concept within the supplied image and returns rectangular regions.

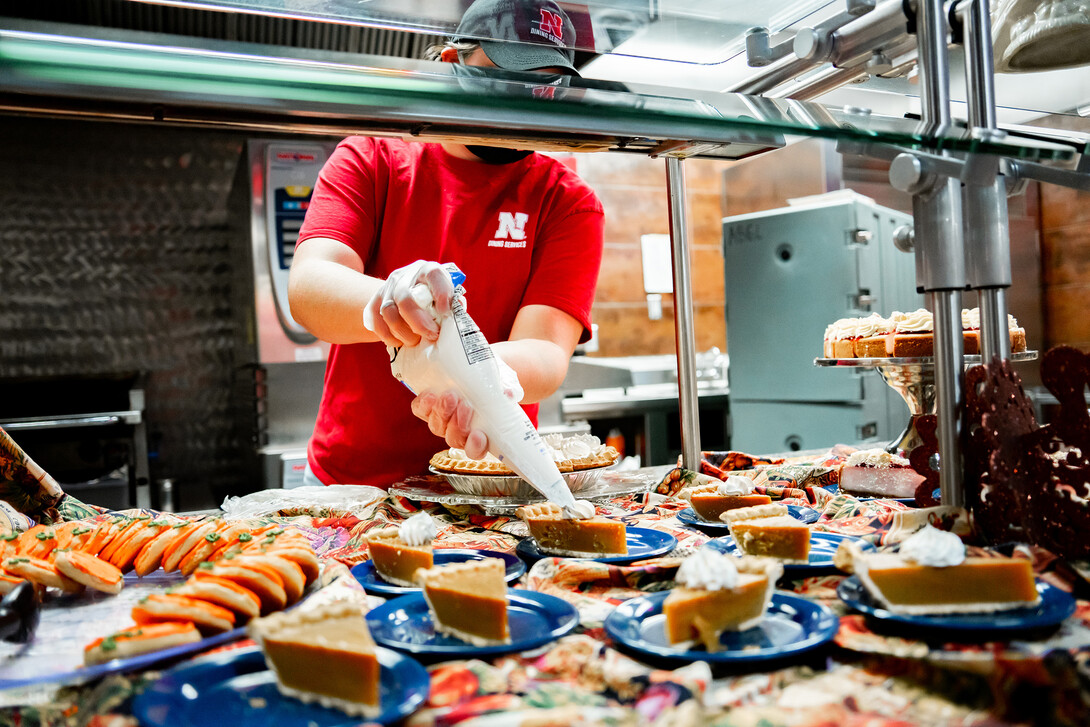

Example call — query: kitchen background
[0,111,1085,510]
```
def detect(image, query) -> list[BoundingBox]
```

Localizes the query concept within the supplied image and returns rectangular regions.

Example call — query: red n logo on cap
[538,9,564,41]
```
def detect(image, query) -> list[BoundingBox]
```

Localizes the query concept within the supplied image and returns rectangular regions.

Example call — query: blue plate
[351,549,526,595]
[132,644,428,727]
[367,589,578,658]
[837,575,1076,633]
[604,591,839,663]
[515,527,677,565]
[676,505,820,532]
[706,532,874,575]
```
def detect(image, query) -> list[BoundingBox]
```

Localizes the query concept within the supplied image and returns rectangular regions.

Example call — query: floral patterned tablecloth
[1,465,1089,727]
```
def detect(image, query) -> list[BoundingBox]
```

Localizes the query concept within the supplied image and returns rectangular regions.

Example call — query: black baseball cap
[452,0,580,76]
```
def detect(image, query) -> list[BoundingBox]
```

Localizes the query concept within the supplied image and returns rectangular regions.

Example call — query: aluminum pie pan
[428,465,607,498]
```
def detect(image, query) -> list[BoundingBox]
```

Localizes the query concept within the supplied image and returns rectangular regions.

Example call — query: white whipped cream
[399,512,437,546]
[824,317,859,341]
[961,308,1020,331]
[448,448,502,464]
[676,547,739,591]
[845,449,911,468]
[561,500,596,520]
[853,313,891,338]
[894,308,933,333]
[899,524,965,567]
[542,433,606,463]
[716,475,755,496]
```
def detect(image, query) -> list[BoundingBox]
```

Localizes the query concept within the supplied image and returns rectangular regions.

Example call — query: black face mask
[465,145,533,164]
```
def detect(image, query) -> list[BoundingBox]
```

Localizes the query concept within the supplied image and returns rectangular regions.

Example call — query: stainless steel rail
[665,156,702,470]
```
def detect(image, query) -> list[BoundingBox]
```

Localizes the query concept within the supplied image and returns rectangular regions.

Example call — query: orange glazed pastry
[415,558,509,646]
[844,526,1041,615]
[84,622,201,666]
[681,475,771,522]
[663,549,782,652]
[721,504,811,563]
[364,512,436,587]
[250,600,380,717]
[516,502,627,557]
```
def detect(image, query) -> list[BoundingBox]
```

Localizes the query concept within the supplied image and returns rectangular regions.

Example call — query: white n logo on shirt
[489,212,530,249]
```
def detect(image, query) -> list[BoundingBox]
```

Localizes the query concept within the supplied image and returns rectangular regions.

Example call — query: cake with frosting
[823,307,1027,359]
[430,433,619,475]
[662,548,782,651]
[838,448,925,499]
[839,525,1040,615]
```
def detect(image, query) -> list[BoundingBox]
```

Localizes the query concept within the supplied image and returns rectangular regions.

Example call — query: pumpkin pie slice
[680,483,772,522]
[663,555,782,652]
[516,502,627,557]
[721,504,811,563]
[365,529,433,587]
[838,538,1041,615]
[414,558,509,646]
[249,600,380,717]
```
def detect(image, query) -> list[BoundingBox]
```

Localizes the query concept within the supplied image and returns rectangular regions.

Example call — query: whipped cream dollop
[399,512,437,546]
[561,500,596,520]
[845,449,911,468]
[542,433,607,463]
[961,308,1020,330]
[676,547,739,591]
[825,314,886,341]
[717,475,755,496]
[853,313,890,338]
[894,308,933,333]
[899,524,965,567]
[448,448,502,463]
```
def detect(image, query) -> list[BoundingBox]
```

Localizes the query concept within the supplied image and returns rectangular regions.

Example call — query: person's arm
[289,239,455,348]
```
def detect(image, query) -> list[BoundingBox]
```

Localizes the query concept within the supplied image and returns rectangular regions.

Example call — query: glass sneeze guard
[0,27,1077,162]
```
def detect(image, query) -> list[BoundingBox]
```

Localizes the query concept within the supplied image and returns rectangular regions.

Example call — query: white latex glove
[362,260,455,348]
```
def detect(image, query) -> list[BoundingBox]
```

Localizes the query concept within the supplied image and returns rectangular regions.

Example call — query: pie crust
[249,600,380,717]
[429,443,619,475]
[721,505,811,563]
[516,503,627,556]
[663,557,783,651]
[414,559,510,646]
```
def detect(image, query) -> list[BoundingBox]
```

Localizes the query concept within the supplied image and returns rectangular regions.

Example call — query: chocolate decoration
[907,415,941,508]
[965,348,1090,559]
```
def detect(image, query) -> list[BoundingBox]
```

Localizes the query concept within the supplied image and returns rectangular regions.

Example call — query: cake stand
[814,351,1038,455]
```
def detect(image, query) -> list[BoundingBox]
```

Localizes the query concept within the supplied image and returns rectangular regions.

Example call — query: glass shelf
[0,26,1078,162]
[113,0,842,65]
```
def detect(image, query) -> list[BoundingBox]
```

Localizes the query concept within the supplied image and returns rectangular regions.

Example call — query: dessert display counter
[2,0,1090,724]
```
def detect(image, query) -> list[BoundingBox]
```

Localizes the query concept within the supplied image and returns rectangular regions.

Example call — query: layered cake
[961,308,1027,354]
[720,504,810,563]
[249,600,381,717]
[841,525,1040,615]
[364,512,437,587]
[663,548,782,652]
[838,448,925,499]
[823,307,1027,359]
[430,433,619,475]
[516,501,627,556]
[680,475,771,522]
[414,558,509,646]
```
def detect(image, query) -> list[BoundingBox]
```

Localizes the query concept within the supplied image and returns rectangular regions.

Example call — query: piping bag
[366,264,579,514]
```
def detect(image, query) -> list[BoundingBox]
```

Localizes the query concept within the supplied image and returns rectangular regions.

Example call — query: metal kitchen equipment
[722,195,921,454]
[247,140,337,490]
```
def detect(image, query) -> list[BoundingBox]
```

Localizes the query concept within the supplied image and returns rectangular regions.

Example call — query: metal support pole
[913,0,966,506]
[956,0,1012,362]
[665,157,702,470]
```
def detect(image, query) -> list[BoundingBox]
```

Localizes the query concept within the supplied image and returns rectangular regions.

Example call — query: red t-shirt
[297,138,604,488]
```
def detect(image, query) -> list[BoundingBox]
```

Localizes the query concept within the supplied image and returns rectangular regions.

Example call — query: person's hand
[411,390,489,459]
[363,260,455,348]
